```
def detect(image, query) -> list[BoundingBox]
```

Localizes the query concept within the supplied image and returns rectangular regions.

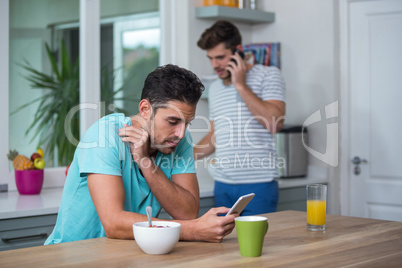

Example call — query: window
[53,12,160,116]
[7,0,81,189]
[112,12,160,116]
[3,0,161,190]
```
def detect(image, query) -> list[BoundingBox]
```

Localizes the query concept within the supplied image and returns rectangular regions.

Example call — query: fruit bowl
[15,169,44,195]
[133,221,181,254]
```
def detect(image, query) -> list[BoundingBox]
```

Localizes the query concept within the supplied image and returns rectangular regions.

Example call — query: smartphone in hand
[230,49,245,65]
[226,193,255,216]
[228,49,245,77]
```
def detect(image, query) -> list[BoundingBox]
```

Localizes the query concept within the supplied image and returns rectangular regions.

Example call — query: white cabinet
[0,214,57,251]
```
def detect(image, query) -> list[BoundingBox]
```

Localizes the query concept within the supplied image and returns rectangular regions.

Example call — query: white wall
[252,0,338,166]
[251,0,339,213]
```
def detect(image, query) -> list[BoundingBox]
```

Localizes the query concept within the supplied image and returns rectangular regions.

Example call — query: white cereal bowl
[133,221,181,255]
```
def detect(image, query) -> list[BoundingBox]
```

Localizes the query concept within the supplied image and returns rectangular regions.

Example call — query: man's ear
[138,99,152,120]
[236,44,243,52]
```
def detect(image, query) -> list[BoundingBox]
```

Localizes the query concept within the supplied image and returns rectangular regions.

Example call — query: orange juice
[307,200,326,225]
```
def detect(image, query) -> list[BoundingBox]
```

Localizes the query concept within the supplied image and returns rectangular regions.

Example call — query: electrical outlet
[0,184,8,192]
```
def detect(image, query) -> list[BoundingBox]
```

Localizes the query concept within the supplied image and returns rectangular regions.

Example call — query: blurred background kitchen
[1,0,401,240]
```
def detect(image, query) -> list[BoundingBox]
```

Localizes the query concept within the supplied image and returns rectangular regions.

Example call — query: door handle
[351,156,368,165]
[351,156,368,175]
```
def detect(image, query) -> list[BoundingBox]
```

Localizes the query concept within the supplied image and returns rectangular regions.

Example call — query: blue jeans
[214,180,279,216]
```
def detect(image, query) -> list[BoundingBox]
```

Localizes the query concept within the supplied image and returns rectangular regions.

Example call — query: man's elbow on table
[102,215,134,240]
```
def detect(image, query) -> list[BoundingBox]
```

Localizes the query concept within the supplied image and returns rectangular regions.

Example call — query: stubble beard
[147,120,178,156]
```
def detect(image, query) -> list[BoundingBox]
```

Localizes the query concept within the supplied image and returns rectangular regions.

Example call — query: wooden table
[1,211,401,267]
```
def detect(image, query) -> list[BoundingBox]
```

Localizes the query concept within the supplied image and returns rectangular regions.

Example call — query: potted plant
[12,41,134,166]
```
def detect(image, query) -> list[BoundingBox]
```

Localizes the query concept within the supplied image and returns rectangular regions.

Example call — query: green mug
[235,216,269,257]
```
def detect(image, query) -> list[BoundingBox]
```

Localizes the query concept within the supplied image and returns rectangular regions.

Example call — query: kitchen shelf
[195,6,275,24]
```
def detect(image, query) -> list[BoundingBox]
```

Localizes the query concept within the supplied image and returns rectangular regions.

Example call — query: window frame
[0,0,11,190]
[1,0,174,191]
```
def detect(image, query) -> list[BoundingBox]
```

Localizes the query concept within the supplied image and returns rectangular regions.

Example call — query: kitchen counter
[1,210,401,267]
[0,188,63,220]
[0,166,326,220]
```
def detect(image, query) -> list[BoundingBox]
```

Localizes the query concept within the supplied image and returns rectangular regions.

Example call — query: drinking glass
[306,184,327,231]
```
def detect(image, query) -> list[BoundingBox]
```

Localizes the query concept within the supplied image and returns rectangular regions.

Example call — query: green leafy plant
[13,41,134,166]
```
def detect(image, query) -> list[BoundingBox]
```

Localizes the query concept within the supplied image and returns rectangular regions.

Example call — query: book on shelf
[243,42,281,69]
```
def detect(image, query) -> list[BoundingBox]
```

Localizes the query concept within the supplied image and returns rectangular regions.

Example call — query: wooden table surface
[1,210,402,267]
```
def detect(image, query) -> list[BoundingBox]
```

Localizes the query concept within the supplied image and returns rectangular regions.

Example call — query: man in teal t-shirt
[45,65,237,245]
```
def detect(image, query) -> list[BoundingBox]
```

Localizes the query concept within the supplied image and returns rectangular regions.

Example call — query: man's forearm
[106,210,197,241]
[194,123,216,160]
[108,207,236,243]
[139,158,199,220]
[194,137,215,161]
[104,210,149,239]
[236,85,285,133]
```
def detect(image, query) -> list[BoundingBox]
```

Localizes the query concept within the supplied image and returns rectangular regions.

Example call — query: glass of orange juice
[306,184,327,231]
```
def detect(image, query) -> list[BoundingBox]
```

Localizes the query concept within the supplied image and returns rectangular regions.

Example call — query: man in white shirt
[194,20,286,215]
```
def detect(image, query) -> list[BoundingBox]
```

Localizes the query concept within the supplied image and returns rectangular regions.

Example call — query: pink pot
[15,169,44,195]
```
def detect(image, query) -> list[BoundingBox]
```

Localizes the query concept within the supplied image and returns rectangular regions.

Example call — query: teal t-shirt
[45,113,196,244]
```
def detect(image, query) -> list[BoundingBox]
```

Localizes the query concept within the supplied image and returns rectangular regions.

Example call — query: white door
[349,0,402,221]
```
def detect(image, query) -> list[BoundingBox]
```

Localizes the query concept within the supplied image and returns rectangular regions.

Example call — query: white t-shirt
[208,65,286,184]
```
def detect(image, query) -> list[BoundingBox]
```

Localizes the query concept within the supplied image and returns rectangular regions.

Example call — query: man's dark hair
[141,64,204,109]
[197,20,242,51]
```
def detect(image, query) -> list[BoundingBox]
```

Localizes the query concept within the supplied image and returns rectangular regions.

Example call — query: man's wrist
[179,219,198,241]
[234,83,249,92]
[137,157,154,171]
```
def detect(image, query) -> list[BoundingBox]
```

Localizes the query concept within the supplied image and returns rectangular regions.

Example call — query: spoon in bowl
[146,206,152,227]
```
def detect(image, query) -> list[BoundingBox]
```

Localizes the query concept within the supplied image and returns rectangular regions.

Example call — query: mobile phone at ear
[225,193,255,216]
[230,49,245,64]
